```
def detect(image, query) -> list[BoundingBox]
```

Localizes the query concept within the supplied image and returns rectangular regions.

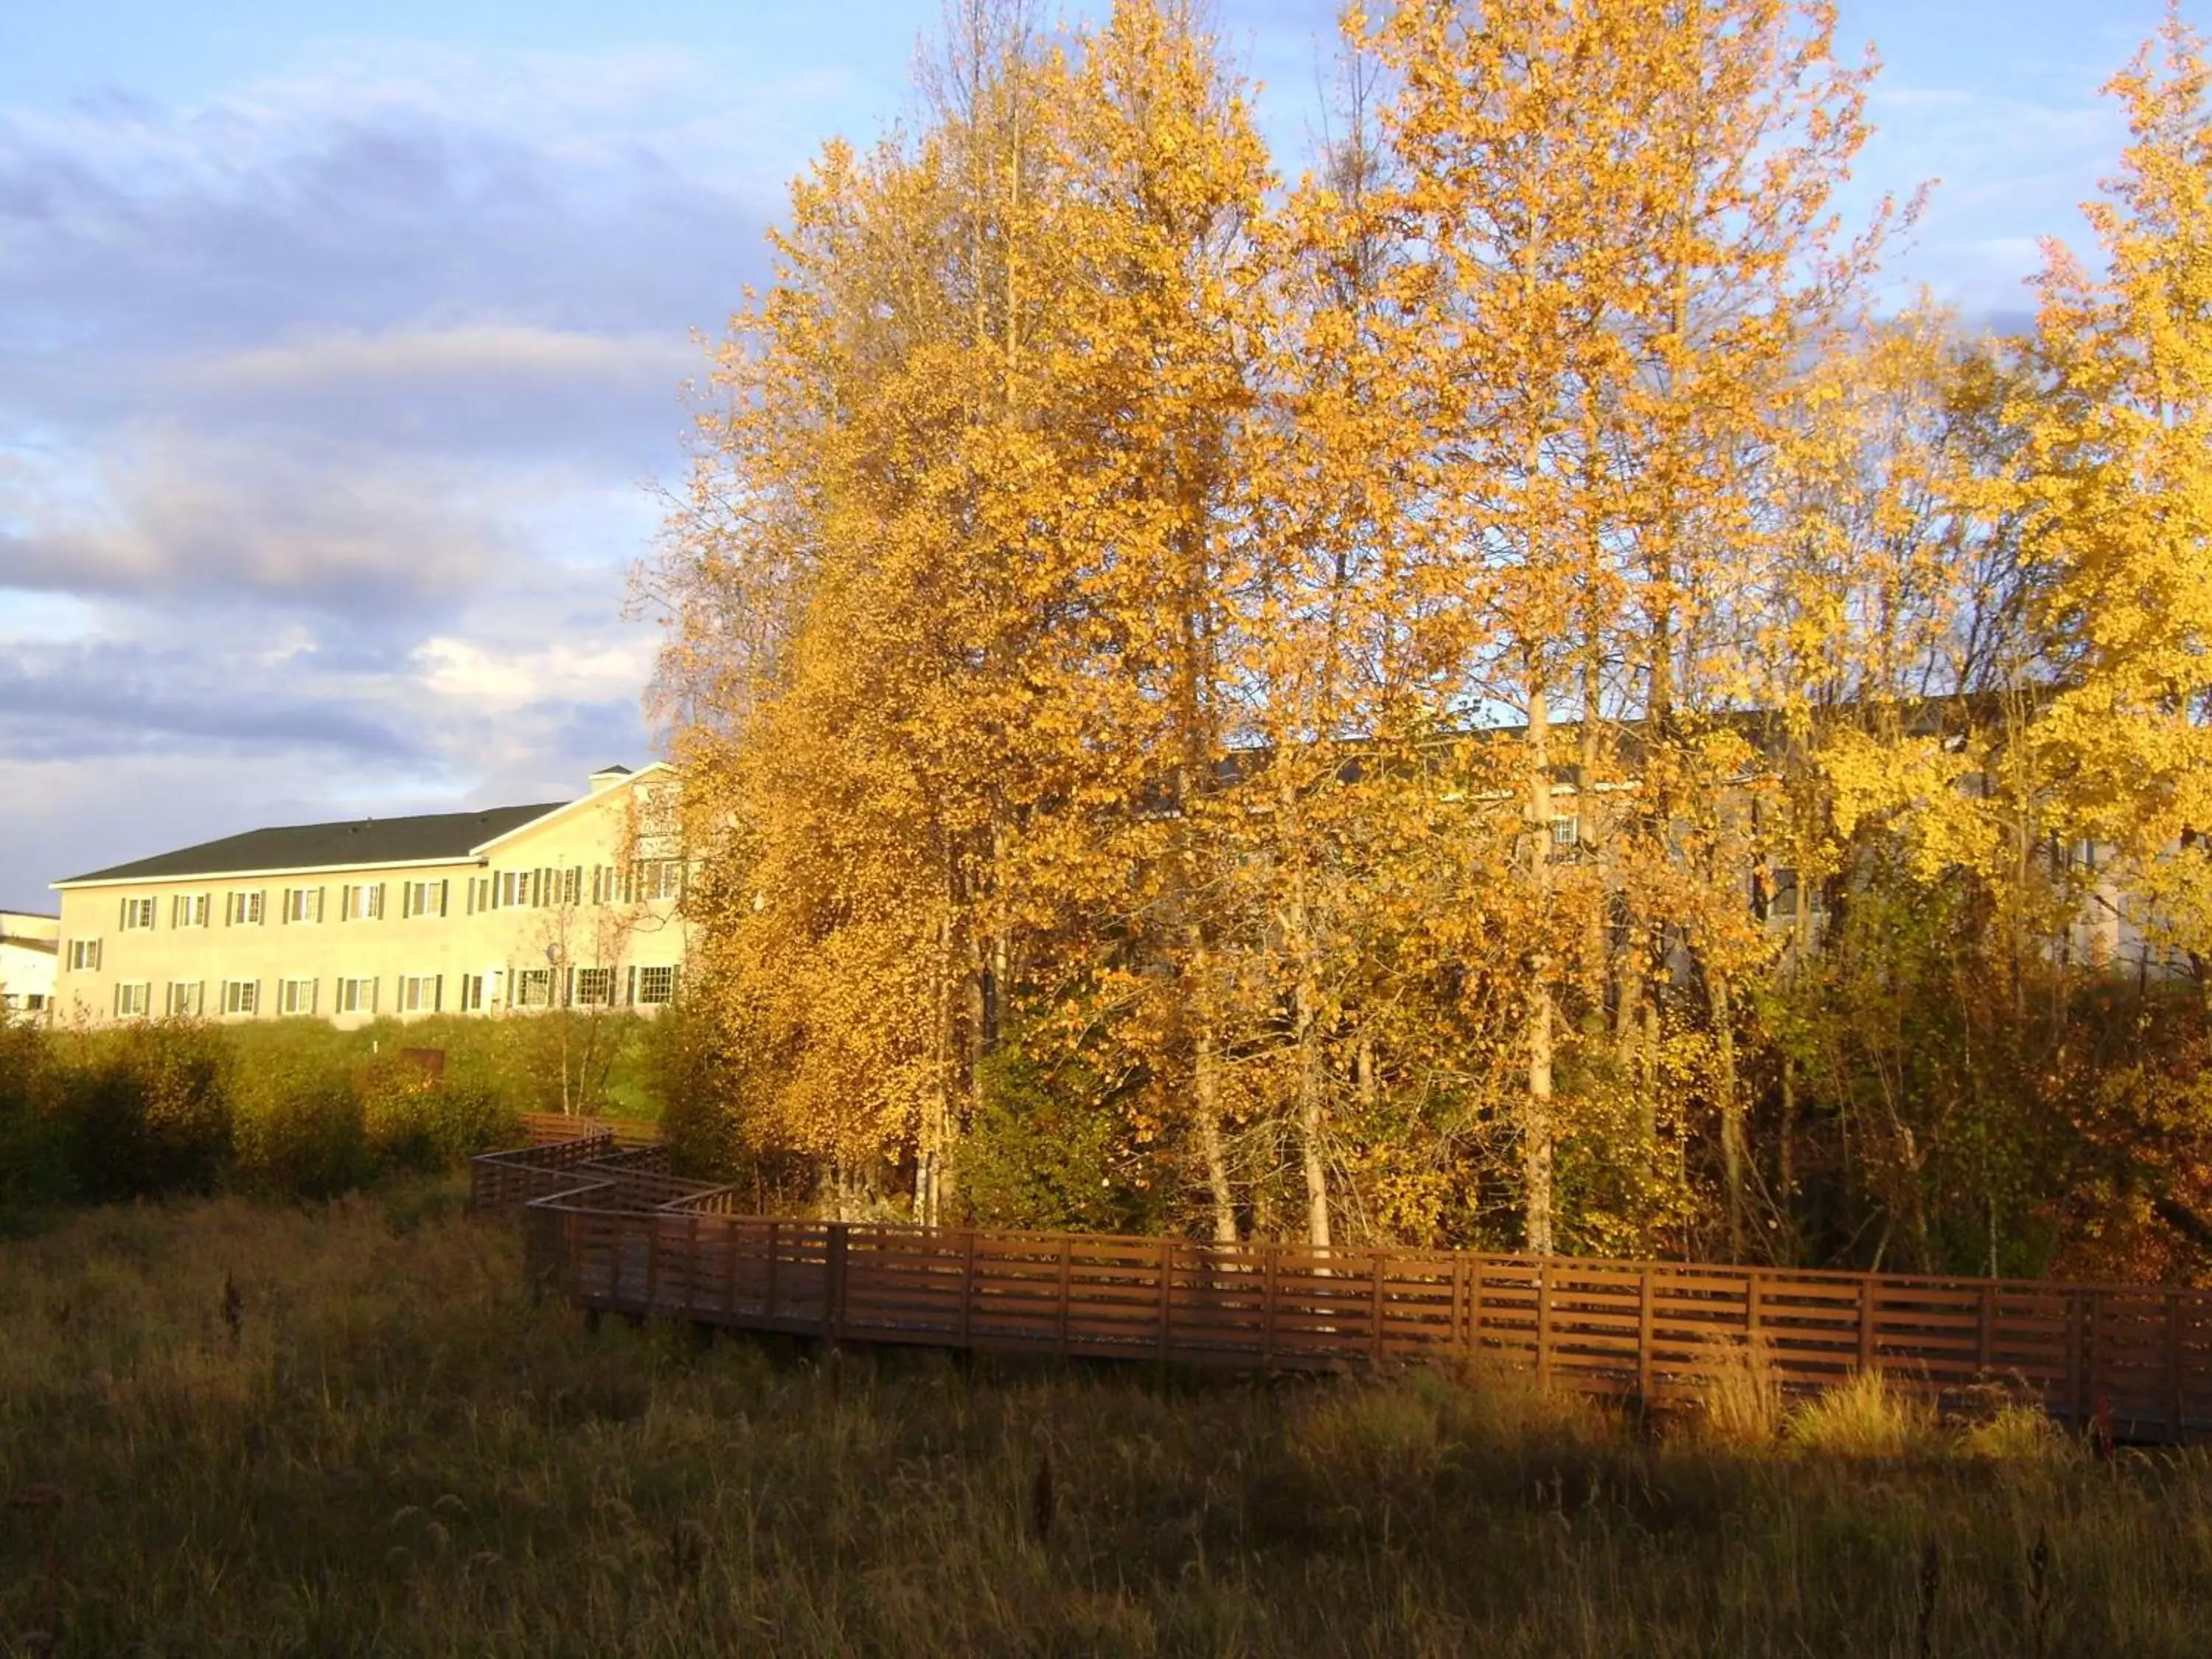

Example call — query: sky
[0,0,2177,911]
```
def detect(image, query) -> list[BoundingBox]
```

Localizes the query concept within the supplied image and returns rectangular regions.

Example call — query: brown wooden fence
[473,1129,2212,1443]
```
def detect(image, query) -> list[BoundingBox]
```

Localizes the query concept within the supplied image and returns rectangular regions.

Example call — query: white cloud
[414,634,658,710]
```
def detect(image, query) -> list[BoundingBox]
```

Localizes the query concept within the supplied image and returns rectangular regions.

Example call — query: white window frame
[397,973,442,1014]
[634,964,677,1006]
[222,979,260,1017]
[172,893,210,928]
[335,976,378,1016]
[459,973,486,1012]
[573,966,614,1006]
[636,859,685,902]
[341,882,386,921]
[282,886,324,925]
[69,939,101,972]
[114,981,151,1018]
[119,895,156,931]
[278,977,319,1016]
[401,878,448,919]
[228,890,266,926]
[166,981,204,1017]
[513,968,552,1009]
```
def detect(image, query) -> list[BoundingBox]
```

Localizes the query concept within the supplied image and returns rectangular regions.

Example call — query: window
[227,890,265,926]
[335,977,378,1015]
[633,964,677,1006]
[496,869,536,909]
[513,969,552,1009]
[459,973,486,1012]
[560,866,581,905]
[282,886,324,924]
[172,893,209,928]
[341,883,385,921]
[398,974,442,1014]
[222,979,260,1017]
[402,879,448,919]
[278,978,318,1016]
[68,939,101,972]
[636,859,685,902]
[573,967,614,1006]
[166,981,204,1017]
[114,981,151,1018]
[467,877,491,914]
[119,895,156,931]
[1549,815,1579,849]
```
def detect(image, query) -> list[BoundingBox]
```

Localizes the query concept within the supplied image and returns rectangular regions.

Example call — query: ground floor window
[167,981,203,1017]
[514,969,552,1009]
[573,967,614,1006]
[335,977,377,1015]
[279,978,317,1016]
[222,979,260,1016]
[398,974,441,1014]
[459,973,485,1012]
[114,981,151,1018]
[632,964,677,1006]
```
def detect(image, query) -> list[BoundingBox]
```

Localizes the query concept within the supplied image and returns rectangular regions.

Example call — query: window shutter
[437,879,449,917]
[625,965,637,1006]
[374,882,385,919]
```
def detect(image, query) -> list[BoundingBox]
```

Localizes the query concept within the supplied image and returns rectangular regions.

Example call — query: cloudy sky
[0,0,2172,910]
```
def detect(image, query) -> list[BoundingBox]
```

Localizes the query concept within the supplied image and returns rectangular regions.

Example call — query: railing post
[1857,1278,1876,1374]
[1470,1256,1486,1357]
[1371,1250,1386,1366]
[1535,1259,1553,1389]
[1978,1282,1995,1376]
[766,1220,780,1320]
[2065,1288,2083,1424]
[1057,1234,1072,1359]
[1451,1254,1467,1358]
[1262,1244,1279,1367]
[2171,1291,2186,1441]
[1638,1268,1655,1402]
[825,1222,849,1341]
[724,1214,740,1318]
[1157,1238,1173,1363]
[959,1229,976,1347]
[2087,1290,2104,1425]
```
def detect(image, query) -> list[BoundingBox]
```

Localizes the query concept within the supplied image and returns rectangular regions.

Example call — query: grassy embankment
[6,1190,2212,1655]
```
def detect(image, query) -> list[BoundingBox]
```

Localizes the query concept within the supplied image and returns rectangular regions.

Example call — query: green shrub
[55,1018,232,1202]
[229,1043,369,1200]
[0,1016,71,1220]
[959,1046,1158,1232]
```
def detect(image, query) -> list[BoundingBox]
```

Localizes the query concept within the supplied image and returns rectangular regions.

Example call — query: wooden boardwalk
[476,1121,2212,1442]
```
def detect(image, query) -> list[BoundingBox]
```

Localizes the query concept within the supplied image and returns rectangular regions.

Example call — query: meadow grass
[6,1192,2212,1655]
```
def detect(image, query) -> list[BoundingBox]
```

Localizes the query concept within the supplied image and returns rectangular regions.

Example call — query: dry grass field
[7,1189,2212,1656]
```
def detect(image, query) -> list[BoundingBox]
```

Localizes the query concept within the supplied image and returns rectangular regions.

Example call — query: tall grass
[4,1193,2211,1655]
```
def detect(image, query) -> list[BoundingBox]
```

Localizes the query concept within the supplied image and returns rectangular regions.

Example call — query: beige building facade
[49,765,689,1028]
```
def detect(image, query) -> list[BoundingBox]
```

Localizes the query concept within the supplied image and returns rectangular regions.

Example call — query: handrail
[474,1130,2212,1443]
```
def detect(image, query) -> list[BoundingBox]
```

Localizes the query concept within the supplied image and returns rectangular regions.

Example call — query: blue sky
[0,0,2175,910]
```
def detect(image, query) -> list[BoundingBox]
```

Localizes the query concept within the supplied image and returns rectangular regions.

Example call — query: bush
[359,1062,517,1172]
[55,1018,232,1203]
[0,1016,71,1221]
[229,1042,369,1200]
[959,1046,1158,1233]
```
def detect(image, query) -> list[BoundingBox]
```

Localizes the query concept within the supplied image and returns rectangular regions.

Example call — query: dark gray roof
[57,803,568,886]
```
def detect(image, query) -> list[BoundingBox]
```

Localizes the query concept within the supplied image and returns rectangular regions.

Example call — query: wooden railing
[473,1132,2212,1443]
